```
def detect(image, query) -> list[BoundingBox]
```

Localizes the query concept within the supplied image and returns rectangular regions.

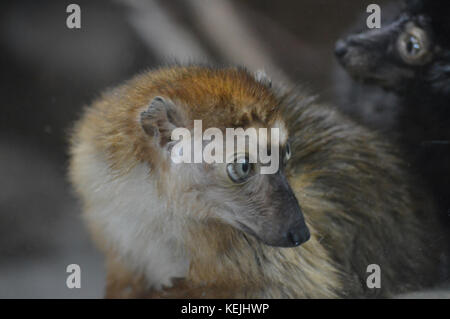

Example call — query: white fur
[272,120,288,145]
[74,143,189,289]
[254,70,272,87]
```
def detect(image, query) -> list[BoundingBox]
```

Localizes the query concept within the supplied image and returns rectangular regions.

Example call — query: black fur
[334,0,450,229]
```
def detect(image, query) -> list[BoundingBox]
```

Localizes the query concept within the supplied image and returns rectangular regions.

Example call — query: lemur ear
[140,96,184,147]
[254,70,272,88]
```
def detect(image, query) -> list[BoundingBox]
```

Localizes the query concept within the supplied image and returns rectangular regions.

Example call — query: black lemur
[334,0,450,229]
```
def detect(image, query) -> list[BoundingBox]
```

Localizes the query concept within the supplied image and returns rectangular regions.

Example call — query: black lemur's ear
[140,96,185,147]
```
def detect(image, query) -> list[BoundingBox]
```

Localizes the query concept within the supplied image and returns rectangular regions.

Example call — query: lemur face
[335,10,450,95]
[140,94,310,248]
[197,138,310,248]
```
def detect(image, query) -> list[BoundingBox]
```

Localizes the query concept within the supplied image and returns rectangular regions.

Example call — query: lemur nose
[335,39,348,58]
[287,224,310,246]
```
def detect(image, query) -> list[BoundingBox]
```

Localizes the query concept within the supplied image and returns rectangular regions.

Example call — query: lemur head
[136,67,309,248]
[335,0,450,96]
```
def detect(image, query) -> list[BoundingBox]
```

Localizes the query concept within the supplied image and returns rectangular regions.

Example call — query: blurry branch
[237,3,322,76]
[117,0,211,63]
[184,0,290,83]
[116,0,291,83]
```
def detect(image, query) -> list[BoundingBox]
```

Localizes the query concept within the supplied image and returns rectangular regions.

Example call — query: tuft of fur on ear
[254,70,272,88]
[140,96,184,147]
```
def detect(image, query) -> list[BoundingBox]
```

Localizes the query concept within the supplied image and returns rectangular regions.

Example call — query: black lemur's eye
[397,23,430,65]
[227,156,253,183]
[406,35,421,55]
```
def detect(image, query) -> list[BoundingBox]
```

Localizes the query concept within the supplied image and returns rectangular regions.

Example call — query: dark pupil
[242,161,249,173]
[407,36,420,55]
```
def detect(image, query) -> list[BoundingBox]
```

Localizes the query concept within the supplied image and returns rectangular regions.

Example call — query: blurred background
[1,0,447,298]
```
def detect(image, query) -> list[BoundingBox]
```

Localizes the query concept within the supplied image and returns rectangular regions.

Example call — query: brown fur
[69,65,446,298]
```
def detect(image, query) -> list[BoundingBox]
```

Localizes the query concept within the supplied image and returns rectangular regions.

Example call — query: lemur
[69,65,445,298]
[335,0,450,228]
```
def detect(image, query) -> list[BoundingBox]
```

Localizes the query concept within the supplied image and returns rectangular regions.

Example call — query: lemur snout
[334,39,348,59]
[286,221,310,247]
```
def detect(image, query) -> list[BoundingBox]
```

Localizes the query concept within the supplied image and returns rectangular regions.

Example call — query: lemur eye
[406,35,421,55]
[285,143,291,161]
[397,24,430,65]
[227,156,252,183]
